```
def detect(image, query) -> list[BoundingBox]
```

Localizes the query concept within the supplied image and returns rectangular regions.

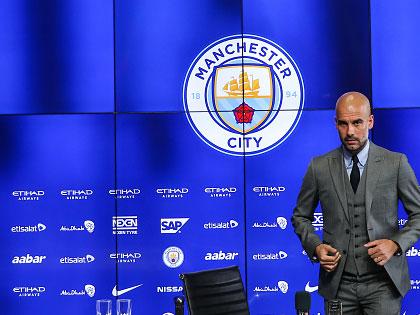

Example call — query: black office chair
[179,265,250,315]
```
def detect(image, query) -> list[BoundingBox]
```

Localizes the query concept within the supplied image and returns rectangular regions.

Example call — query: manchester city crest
[183,34,304,156]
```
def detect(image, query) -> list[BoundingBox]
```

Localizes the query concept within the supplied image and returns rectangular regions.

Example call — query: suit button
[355,245,359,248]
[355,255,360,258]
[345,229,350,234]
[354,214,359,218]
[354,224,359,228]
[343,250,347,254]
[355,234,359,238]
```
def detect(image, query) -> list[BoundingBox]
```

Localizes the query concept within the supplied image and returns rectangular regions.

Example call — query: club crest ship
[183,34,304,156]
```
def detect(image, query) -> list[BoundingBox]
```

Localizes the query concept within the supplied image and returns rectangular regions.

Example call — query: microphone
[295,291,311,315]
[174,296,184,315]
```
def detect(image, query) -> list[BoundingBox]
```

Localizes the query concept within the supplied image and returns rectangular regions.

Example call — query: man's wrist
[392,240,402,256]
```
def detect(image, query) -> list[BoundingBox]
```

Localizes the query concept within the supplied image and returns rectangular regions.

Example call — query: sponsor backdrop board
[371,0,420,108]
[0,1,114,114]
[243,0,372,110]
[0,115,116,313]
[372,108,420,313]
[115,0,243,113]
[0,1,420,314]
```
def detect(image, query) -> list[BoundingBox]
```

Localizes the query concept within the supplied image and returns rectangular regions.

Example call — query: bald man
[292,92,420,314]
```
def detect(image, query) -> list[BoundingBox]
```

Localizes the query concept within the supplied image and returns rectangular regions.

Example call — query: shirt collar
[343,139,370,168]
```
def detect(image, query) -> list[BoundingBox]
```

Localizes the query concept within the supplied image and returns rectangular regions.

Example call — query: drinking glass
[116,299,132,315]
[96,299,112,315]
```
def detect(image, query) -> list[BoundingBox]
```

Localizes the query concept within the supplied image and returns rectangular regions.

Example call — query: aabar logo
[204,251,238,261]
[12,254,46,264]
[406,247,420,257]
[112,284,143,296]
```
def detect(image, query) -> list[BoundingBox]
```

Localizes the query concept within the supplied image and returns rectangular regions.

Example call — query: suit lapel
[365,143,383,216]
[328,148,349,222]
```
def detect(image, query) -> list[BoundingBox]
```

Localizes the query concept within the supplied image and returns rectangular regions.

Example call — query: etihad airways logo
[252,217,287,229]
[60,220,95,233]
[156,188,189,198]
[12,190,45,201]
[252,251,287,261]
[13,286,46,297]
[204,220,238,229]
[253,186,286,197]
[110,252,142,264]
[11,223,46,233]
[108,188,141,199]
[61,284,95,297]
[60,189,93,200]
[112,284,143,297]
[59,254,95,264]
[204,187,237,198]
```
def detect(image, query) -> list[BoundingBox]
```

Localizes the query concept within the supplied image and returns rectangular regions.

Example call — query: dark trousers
[324,272,402,315]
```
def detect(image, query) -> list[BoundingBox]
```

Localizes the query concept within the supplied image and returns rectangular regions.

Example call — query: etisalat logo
[112,216,138,235]
[110,252,142,264]
[12,254,46,264]
[161,218,190,234]
[252,216,287,229]
[60,284,95,297]
[60,189,93,200]
[204,220,239,230]
[13,286,46,297]
[156,187,189,199]
[204,187,237,198]
[312,212,323,231]
[253,186,286,197]
[59,254,95,264]
[108,188,141,199]
[12,190,45,201]
[60,220,95,233]
[252,250,288,261]
[183,34,304,156]
[253,281,289,294]
[11,223,47,233]
[399,218,407,228]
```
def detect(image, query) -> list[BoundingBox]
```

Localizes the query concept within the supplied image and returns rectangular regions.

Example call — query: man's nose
[347,125,355,136]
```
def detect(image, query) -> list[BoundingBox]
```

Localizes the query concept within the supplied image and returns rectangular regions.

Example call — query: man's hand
[315,244,341,272]
[364,239,398,266]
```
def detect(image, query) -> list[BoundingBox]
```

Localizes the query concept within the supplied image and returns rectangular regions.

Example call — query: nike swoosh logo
[112,284,143,296]
[305,281,318,293]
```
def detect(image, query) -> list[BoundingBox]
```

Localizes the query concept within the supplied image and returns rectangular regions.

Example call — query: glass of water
[116,299,132,315]
[96,299,112,315]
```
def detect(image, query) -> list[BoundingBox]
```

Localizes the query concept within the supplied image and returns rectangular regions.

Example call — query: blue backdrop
[0,1,419,314]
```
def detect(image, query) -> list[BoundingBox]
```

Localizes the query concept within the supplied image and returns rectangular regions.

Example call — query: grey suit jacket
[292,143,420,300]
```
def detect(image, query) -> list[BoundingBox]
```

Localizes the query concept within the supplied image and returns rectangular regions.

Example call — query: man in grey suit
[292,92,420,314]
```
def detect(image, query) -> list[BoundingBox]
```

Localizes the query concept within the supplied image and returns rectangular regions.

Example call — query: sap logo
[12,254,46,264]
[156,188,188,198]
[110,252,141,263]
[252,251,287,260]
[407,247,420,257]
[312,212,323,231]
[60,189,93,200]
[59,254,95,264]
[12,190,45,201]
[109,188,141,199]
[112,216,138,235]
[13,286,46,297]
[204,251,239,261]
[161,218,190,234]
[204,187,237,198]
[204,220,239,229]
[253,186,285,197]
[399,218,407,227]
[156,286,183,293]
[11,223,46,233]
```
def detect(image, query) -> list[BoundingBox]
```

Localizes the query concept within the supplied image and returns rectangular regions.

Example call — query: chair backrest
[179,265,250,315]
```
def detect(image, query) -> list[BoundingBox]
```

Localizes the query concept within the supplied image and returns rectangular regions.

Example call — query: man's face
[335,101,374,153]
